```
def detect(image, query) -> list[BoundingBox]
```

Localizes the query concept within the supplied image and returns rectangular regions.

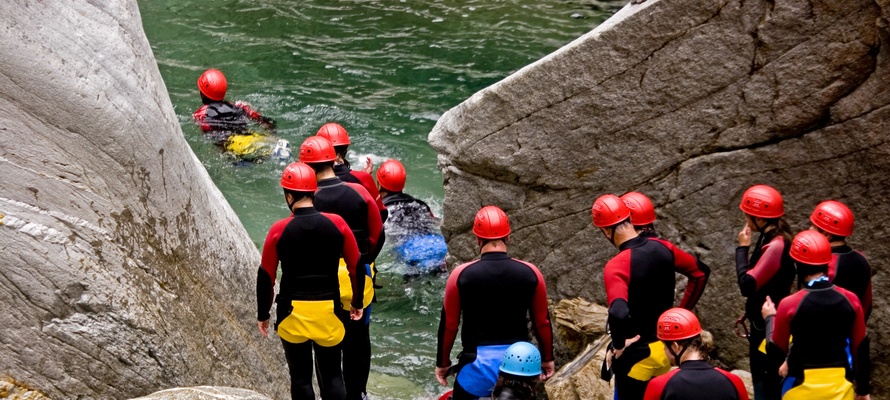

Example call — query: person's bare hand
[435,366,450,386]
[350,307,364,321]
[738,225,752,247]
[257,320,270,337]
[855,395,870,400]
[779,360,788,378]
[762,296,777,320]
[613,335,641,359]
[540,361,556,380]
[362,157,373,174]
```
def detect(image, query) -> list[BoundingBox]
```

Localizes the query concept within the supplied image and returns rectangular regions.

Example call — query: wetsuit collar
[832,244,852,254]
[678,359,711,370]
[291,207,318,217]
[618,235,647,251]
[317,177,345,188]
[480,251,510,260]
[806,277,832,289]
[333,164,351,175]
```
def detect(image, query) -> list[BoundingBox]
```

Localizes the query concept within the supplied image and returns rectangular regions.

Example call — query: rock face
[132,386,273,400]
[0,1,287,399]
[431,0,890,394]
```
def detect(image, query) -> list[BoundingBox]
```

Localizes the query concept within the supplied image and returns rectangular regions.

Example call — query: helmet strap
[285,192,298,212]
[667,340,693,365]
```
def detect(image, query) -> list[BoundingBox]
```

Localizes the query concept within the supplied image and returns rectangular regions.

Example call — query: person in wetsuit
[435,206,554,400]
[491,342,543,400]
[256,161,364,400]
[592,194,708,400]
[299,136,382,400]
[619,191,710,310]
[762,230,871,400]
[316,122,386,222]
[193,68,274,138]
[808,200,872,321]
[735,185,795,400]
[644,308,749,400]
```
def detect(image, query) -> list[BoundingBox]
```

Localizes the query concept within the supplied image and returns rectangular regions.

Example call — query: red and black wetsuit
[334,164,387,222]
[436,252,553,399]
[734,232,794,400]
[313,176,382,400]
[644,360,749,400]
[193,100,264,134]
[766,280,870,398]
[829,245,872,321]
[255,207,362,400]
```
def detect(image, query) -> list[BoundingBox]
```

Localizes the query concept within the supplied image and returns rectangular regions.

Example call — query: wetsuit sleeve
[769,293,799,354]
[735,238,784,297]
[361,188,383,259]
[643,372,673,400]
[655,239,709,309]
[521,261,554,362]
[193,105,211,132]
[843,289,870,395]
[436,263,469,368]
[256,218,287,321]
[716,368,750,400]
[234,101,275,128]
[330,213,364,309]
[604,252,632,350]
[351,170,387,221]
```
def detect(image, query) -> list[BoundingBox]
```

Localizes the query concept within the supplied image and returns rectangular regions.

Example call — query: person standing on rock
[256,161,364,400]
[592,194,705,400]
[644,308,749,400]
[619,191,710,310]
[299,136,382,400]
[761,230,870,400]
[808,200,873,320]
[435,206,554,400]
[735,184,795,400]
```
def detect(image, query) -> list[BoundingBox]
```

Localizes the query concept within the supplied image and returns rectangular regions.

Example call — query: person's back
[646,361,747,400]
[315,177,376,256]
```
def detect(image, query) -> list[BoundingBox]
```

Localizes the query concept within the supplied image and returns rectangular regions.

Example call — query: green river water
[138,1,621,398]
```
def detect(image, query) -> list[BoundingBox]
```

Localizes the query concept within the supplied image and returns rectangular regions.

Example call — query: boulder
[545,335,612,400]
[132,386,273,400]
[0,1,287,398]
[551,298,608,363]
[431,0,890,393]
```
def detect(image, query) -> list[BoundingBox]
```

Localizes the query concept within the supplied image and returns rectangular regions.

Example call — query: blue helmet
[499,342,542,377]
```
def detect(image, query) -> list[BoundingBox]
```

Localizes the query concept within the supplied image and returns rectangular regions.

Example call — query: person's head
[473,206,510,248]
[592,194,634,246]
[280,162,317,211]
[657,308,710,366]
[197,68,227,103]
[620,191,656,232]
[739,184,793,240]
[316,122,351,167]
[376,159,406,196]
[492,341,541,400]
[790,230,832,280]
[809,200,853,244]
[299,136,337,176]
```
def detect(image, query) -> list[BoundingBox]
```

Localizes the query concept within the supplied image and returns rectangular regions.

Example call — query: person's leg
[314,341,347,400]
[281,339,315,400]
[343,309,372,400]
[613,373,649,400]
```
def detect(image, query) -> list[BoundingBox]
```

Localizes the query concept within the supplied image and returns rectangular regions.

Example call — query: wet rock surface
[0,1,287,398]
[431,0,890,393]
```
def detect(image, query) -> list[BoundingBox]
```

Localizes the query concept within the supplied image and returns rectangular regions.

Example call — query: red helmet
[299,136,337,163]
[739,184,784,219]
[316,122,351,146]
[620,192,656,226]
[473,206,511,239]
[197,69,227,101]
[656,308,702,341]
[790,230,832,265]
[377,159,406,192]
[810,200,854,237]
[280,162,317,192]
[591,194,631,228]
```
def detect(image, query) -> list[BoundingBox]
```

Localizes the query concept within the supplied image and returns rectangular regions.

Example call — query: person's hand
[738,225,752,247]
[613,335,641,359]
[855,395,870,400]
[778,360,788,378]
[350,307,364,321]
[761,296,777,320]
[540,361,556,381]
[362,157,373,174]
[257,320,270,338]
[435,366,450,386]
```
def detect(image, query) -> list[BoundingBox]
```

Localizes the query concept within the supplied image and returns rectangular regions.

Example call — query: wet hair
[491,373,537,400]
[762,217,794,242]
[334,145,351,168]
[664,331,715,362]
[307,161,335,174]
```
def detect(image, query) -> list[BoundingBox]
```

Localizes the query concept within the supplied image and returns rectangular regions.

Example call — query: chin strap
[666,341,693,365]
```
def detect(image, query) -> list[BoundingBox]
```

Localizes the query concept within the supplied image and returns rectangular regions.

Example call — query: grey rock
[132,386,273,400]
[0,1,287,399]
[431,0,889,393]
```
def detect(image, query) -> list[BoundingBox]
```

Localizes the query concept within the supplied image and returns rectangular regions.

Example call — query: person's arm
[192,105,211,132]
[516,260,554,378]
[716,369,750,400]
[737,238,785,297]
[257,219,287,327]
[328,213,364,311]
[436,263,470,369]
[604,252,632,350]
[352,170,387,221]
[655,239,709,309]
[844,290,870,396]
[234,100,276,128]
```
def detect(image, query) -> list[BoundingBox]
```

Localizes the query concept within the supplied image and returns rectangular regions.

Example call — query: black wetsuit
[766,280,870,398]
[314,177,382,400]
[829,245,872,321]
[735,232,794,400]
[644,360,749,400]
[437,252,553,400]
